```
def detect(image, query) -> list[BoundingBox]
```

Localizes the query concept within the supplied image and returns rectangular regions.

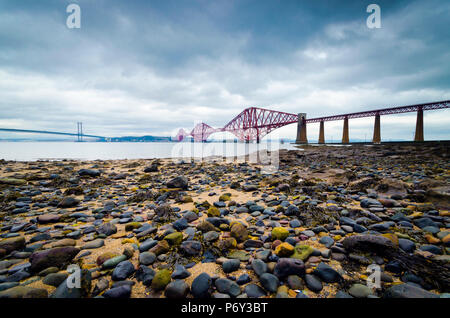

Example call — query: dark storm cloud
[0,0,449,140]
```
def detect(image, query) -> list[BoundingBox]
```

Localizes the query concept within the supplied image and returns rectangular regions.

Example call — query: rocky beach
[0,143,449,299]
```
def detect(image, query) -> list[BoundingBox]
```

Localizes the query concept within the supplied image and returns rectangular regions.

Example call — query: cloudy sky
[0,0,449,141]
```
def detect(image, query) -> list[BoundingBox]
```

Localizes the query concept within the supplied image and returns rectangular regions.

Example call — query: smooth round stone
[81,239,104,250]
[305,274,323,292]
[313,262,342,283]
[222,259,240,273]
[138,240,158,252]
[43,273,68,287]
[319,236,334,248]
[139,252,156,265]
[244,284,266,298]
[301,230,315,237]
[111,261,136,281]
[164,280,189,298]
[191,273,211,298]
[103,285,131,298]
[348,283,374,298]
[215,278,241,297]
[289,219,301,228]
[203,231,220,242]
[259,273,279,293]
[251,259,267,276]
[399,239,415,253]
[171,264,191,279]
[236,274,251,285]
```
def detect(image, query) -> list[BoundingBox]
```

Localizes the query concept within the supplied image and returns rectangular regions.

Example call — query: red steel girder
[190,123,223,142]
[174,100,449,142]
[223,107,298,141]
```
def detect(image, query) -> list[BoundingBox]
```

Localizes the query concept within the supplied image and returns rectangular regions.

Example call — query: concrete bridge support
[373,113,381,143]
[414,107,424,142]
[342,116,349,144]
[318,121,325,144]
[295,113,307,144]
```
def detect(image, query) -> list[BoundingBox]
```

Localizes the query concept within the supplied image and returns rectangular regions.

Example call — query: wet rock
[97,223,117,236]
[78,169,101,177]
[260,273,279,293]
[348,283,374,298]
[215,278,241,297]
[171,264,191,279]
[43,273,68,287]
[274,258,305,279]
[29,247,80,273]
[222,259,240,273]
[383,283,439,298]
[112,261,136,281]
[191,273,211,298]
[57,197,80,208]
[139,252,156,265]
[0,286,48,298]
[166,176,188,189]
[244,284,266,298]
[313,262,342,283]
[180,240,202,256]
[342,234,396,253]
[103,285,131,298]
[271,227,289,241]
[0,236,25,254]
[37,214,60,224]
[165,280,189,298]
[151,269,172,290]
[230,223,248,242]
[305,274,323,293]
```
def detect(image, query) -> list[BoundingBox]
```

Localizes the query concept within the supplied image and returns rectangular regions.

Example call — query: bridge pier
[414,106,424,142]
[342,116,349,144]
[373,113,381,143]
[295,113,307,144]
[318,121,325,144]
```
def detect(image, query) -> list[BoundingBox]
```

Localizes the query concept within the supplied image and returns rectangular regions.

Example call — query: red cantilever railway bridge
[175,100,450,143]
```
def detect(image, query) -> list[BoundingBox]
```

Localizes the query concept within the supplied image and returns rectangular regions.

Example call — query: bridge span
[176,100,450,143]
[0,128,107,141]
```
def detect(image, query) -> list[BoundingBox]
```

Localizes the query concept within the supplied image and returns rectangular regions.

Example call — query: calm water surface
[0,142,299,161]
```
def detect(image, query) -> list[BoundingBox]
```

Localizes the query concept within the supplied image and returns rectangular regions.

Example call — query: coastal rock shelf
[0,143,449,298]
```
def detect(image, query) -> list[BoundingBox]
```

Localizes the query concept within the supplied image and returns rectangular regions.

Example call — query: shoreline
[0,143,449,298]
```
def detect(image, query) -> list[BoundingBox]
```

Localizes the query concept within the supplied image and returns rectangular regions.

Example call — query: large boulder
[383,283,439,298]
[57,197,80,208]
[166,176,188,190]
[29,247,80,273]
[78,169,101,177]
[273,258,305,279]
[37,214,61,224]
[230,223,248,242]
[96,222,117,236]
[0,236,26,254]
[0,286,48,298]
[342,234,396,253]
